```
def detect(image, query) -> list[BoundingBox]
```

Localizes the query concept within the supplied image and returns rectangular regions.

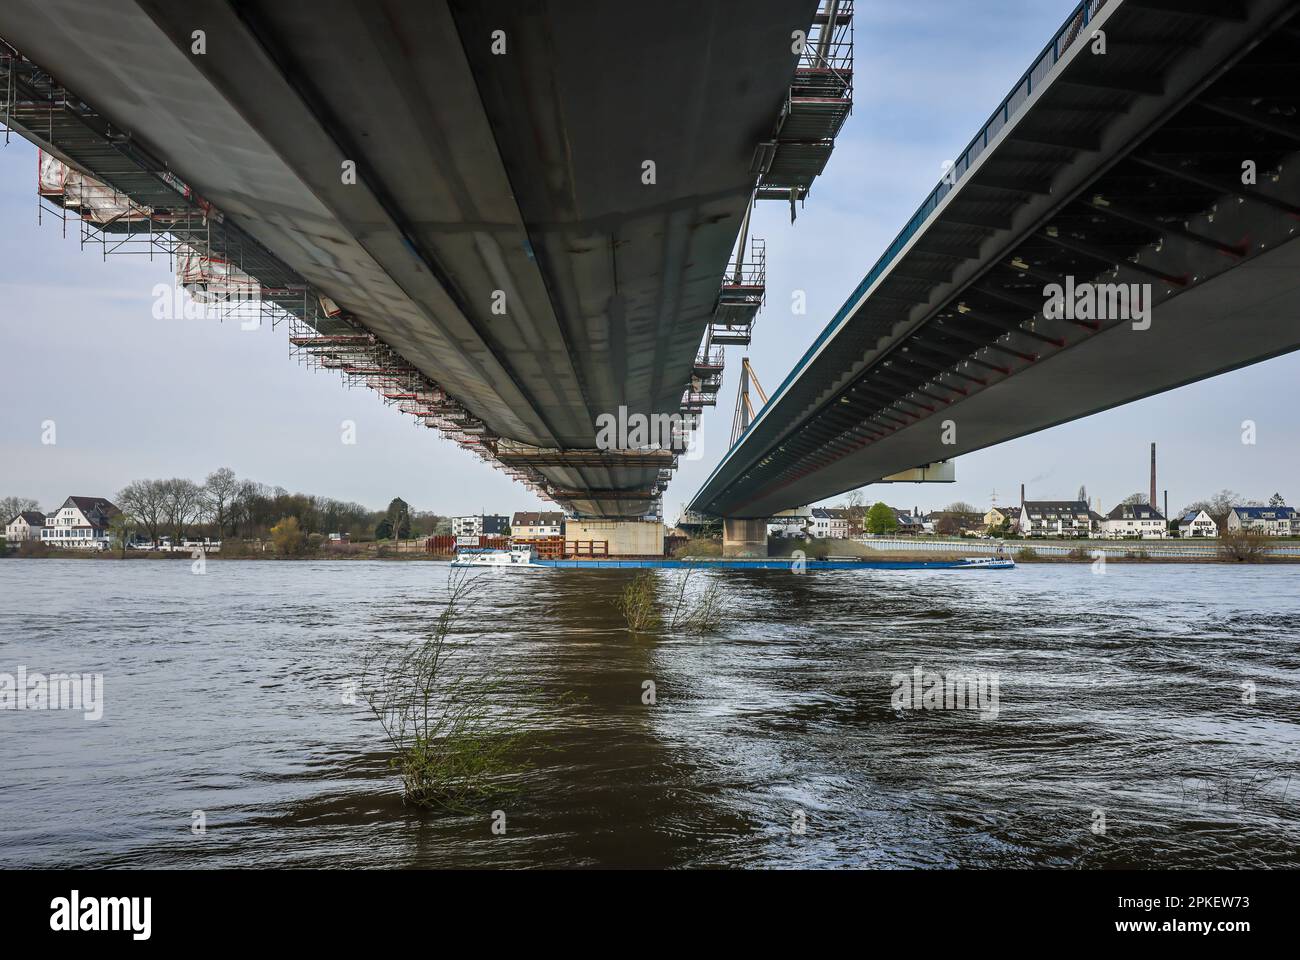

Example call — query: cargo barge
[451,548,1014,571]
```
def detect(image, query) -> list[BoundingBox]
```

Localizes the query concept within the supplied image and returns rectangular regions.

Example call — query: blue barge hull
[531,558,1012,571]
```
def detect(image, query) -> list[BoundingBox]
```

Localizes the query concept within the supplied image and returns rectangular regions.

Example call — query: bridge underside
[727,238,1300,517]
[0,0,820,518]
[693,0,1300,518]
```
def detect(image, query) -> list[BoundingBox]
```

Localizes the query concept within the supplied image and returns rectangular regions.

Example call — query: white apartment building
[1101,502,1168,539]
[452,514,510,539]
[1019,501,1095,538]
[1226,505,1299,536]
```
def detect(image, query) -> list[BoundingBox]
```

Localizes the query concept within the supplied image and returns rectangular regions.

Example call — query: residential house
[1102,502,1167,539]
[1226,505,1299,536]
[1019,500,1094,538]
[4,510,46,543]
[928,510,985,536]
[891,508,924,535]
[983,506,1016,532]
[1174,509,1218,538]
[809,508,850,539]
[828,506,862,535]
[511,511,564,540]
[39,496,121,549]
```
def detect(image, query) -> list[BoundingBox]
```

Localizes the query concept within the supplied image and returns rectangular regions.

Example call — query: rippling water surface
[1,558,1297,868]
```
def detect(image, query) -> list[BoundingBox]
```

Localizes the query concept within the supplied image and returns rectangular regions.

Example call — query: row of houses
[999,501,1300,539]
[1000,501,1174,539]
[766,501,1300,541]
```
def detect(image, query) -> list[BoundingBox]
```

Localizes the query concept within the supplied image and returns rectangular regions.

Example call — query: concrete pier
[723,517,768,558]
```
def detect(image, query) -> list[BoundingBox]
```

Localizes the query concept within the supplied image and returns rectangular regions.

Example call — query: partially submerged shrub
[362,571,521,810]
[615,572,662,632]
[614,566,724,635]
[667,565,724,633]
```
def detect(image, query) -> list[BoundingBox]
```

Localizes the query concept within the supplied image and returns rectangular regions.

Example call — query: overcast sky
[3,0,1298,520]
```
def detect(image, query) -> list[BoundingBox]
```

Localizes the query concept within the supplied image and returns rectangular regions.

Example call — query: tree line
[109,469,450,544]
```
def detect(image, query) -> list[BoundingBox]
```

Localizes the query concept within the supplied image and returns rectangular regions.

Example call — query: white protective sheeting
[175,244,261,304]
[38,150,151,225]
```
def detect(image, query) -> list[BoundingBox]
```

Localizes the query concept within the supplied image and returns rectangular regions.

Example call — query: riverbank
[5,549,1298,565]
[1,547,442,561]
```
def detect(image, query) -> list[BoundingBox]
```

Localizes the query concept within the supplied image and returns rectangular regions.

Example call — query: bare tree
[117,480,169,545]
[842,490,866,535]
[936,515,962,536]
[161,478,206,544]
[0,496,41,522]
[1219,529,1268,562]
[204,467,239,537]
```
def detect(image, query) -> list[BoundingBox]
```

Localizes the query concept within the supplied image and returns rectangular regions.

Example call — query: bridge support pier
[723,517,768,558]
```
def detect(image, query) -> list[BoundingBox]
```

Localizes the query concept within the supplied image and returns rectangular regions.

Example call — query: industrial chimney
[1150,443,1157,508]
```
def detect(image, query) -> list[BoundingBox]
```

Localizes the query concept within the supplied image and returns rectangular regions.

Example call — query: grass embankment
[764,536,1299,564]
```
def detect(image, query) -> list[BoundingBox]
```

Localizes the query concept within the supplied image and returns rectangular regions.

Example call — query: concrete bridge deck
[0,0,836,518]
[691,0,1300,519]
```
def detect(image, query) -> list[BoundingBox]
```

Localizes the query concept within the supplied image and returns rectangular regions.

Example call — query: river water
[1,558,1297,868]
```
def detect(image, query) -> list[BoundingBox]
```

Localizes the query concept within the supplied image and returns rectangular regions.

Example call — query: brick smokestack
[1150,443,1156,507]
